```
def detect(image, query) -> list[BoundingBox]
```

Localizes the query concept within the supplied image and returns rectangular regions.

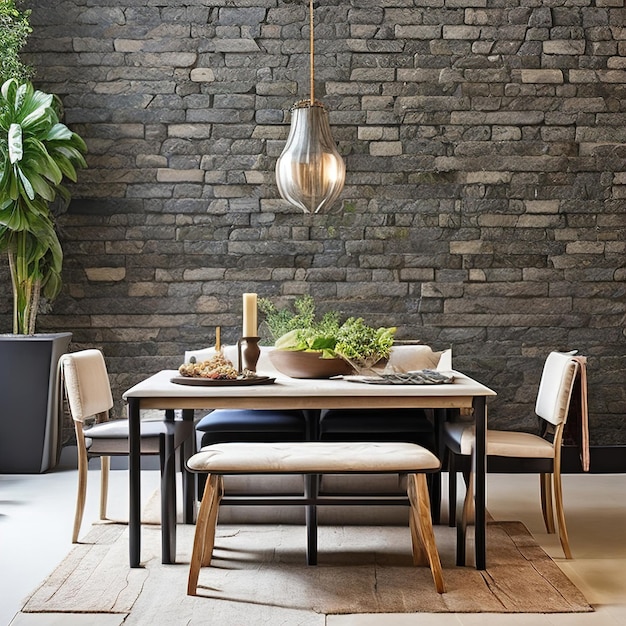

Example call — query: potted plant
[259,295,396,378]
[0,78,87,333]
[0,0,88,472]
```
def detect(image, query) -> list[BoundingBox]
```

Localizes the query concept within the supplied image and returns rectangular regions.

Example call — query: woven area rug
[20,519,591,624]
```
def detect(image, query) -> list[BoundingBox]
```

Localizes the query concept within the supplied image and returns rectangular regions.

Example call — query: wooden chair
[60,349,194,562]
[185,441,445,595]
[444,351,583,563]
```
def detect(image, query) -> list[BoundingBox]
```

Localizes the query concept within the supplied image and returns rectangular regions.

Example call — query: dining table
[123,367,496,570]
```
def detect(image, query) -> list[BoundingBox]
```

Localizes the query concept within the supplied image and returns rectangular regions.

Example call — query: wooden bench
[186,441,445,595]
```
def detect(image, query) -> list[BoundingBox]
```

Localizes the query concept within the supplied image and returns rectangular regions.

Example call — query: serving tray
[170,375,275,387]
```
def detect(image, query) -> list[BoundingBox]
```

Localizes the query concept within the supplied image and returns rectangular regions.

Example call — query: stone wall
[3,0,625,447]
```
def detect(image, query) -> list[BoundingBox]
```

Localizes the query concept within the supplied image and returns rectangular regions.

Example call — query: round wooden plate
[170,375,275,386]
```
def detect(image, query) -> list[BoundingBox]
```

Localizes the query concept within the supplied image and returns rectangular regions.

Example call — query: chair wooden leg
[188,474,219,596]
[540,472,555,534]
[407,473,445,594]
[100,455,110,520]
[73,444,89,543]
[552,469,573,559]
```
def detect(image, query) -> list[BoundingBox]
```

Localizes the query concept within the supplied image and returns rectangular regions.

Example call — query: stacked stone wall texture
[2,0,624,446]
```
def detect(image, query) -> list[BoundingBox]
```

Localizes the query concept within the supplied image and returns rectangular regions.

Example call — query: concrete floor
[1,449,625,626]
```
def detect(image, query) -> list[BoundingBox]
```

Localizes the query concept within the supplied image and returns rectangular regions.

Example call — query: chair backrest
[60,349,114,423]
[385,345,451,372]
[535,351,580,426]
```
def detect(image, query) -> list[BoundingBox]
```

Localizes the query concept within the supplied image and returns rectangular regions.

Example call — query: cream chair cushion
[445,422,555,458]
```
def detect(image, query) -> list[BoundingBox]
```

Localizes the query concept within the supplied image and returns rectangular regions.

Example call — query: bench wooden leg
[188,474,222,596]
[202,476,223,567]
[409,505,428,566]
[408,473,445,594]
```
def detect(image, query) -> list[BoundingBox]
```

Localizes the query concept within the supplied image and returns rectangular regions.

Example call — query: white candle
[242,293,257,337]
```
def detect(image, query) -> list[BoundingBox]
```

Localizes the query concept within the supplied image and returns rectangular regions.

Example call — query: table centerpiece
[259,295,396,378]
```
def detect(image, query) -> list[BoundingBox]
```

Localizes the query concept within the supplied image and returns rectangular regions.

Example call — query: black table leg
[160,431,177,564]
[303,409,320,565]
[305,473,318,565]
[128,397,141,567]
[430,408,448,524]
[181,408,196,524]
[473,396,487,570]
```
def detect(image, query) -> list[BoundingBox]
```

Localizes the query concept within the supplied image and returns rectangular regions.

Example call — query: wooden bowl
[268,349,353,379]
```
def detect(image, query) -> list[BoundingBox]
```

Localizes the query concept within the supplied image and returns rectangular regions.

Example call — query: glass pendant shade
[276,100,346,214]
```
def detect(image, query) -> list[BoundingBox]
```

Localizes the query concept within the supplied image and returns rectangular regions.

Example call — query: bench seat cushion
[187,441,440,474]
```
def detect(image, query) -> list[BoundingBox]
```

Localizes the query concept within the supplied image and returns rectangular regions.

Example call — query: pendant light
[275,0,346,214]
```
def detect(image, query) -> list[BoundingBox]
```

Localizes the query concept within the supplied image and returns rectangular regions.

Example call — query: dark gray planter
[0,332,72,473]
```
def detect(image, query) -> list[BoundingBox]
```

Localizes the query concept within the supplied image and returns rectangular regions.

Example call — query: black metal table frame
[125,373,490,570]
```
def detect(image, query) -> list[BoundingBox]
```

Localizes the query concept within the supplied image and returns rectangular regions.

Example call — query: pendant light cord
[309,0,315,105]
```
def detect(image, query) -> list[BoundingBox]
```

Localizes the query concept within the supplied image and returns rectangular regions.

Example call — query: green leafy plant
[259,295,396,368]
[0,78,87,333]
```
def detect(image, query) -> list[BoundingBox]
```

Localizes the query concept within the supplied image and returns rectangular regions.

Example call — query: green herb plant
[259,295,396,370]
